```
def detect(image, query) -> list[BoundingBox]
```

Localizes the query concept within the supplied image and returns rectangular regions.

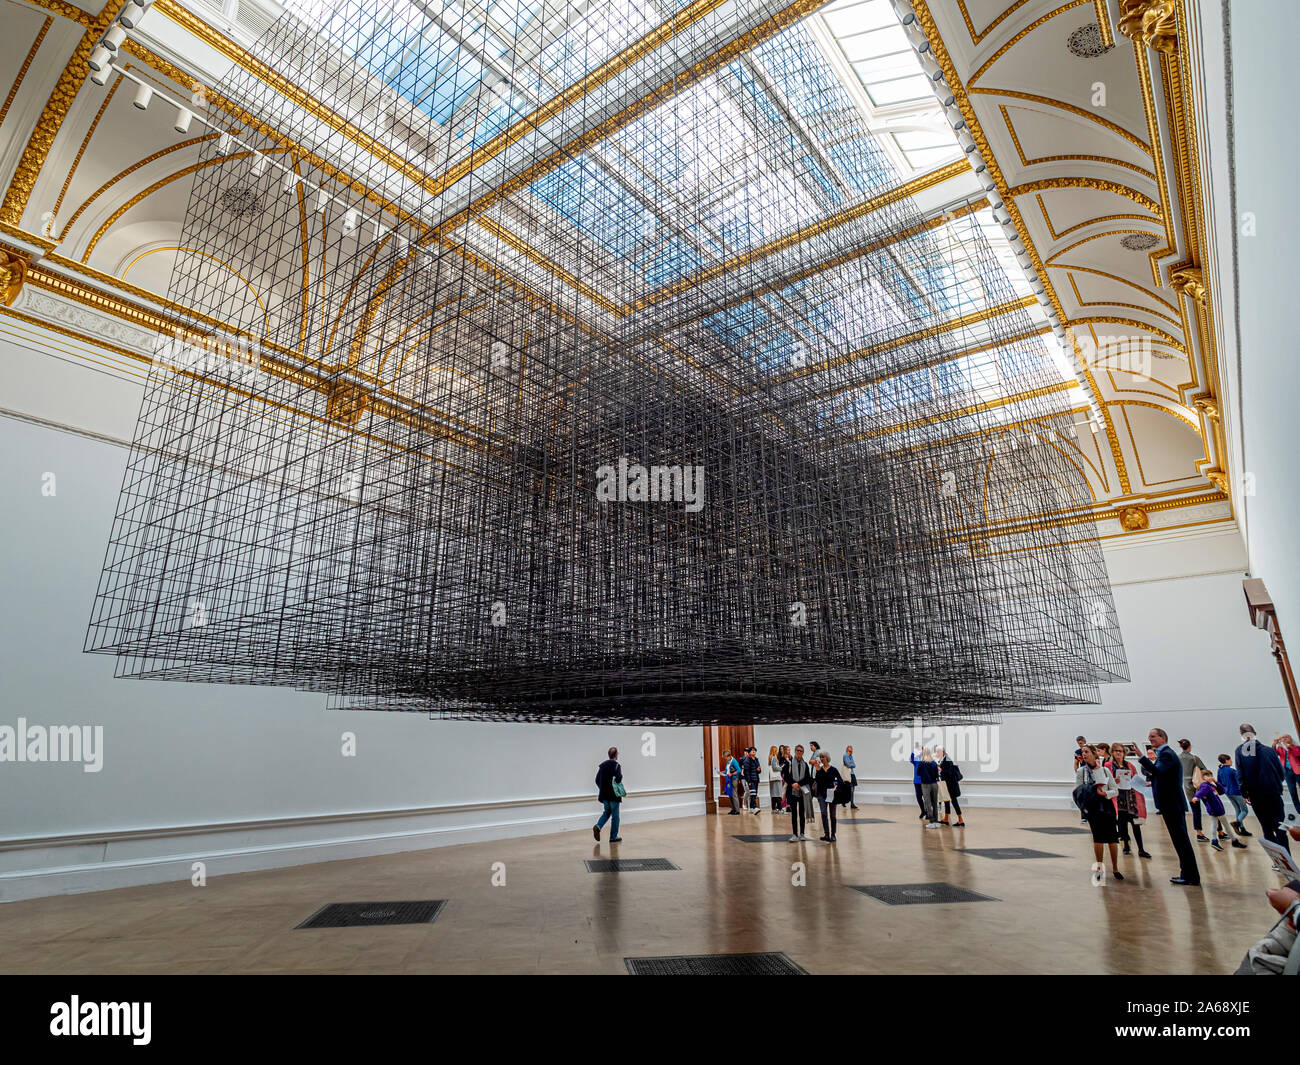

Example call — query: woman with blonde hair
[769,744,784,813]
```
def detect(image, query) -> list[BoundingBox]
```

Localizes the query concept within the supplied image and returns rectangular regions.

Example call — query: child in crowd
[1194,767,1246,852]
[1217,754,1253,836]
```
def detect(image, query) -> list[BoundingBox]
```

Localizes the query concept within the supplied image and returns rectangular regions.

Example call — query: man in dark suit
[1138,727,1200,886]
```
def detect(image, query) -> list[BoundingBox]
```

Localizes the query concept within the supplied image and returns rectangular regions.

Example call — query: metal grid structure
[85,0,1128,725]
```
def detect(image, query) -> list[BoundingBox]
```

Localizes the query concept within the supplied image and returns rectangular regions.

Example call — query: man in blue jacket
[1138,728,1200,886]
[909,747,926,819]
[1236,723,1290,852]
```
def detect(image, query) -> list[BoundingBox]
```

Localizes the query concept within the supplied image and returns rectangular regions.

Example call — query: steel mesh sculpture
[85,0,1128,723]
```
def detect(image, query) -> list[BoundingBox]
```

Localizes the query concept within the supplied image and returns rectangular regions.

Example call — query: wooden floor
[0,804,1282,974]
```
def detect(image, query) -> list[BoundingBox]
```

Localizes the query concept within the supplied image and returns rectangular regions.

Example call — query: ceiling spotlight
[282,171,300,194]
[216,131,233,154]
[102,25,127,53]
[250,152,268,176]
[314,189,329,213]
[173,107,193,134]
[88,45,112,72]
[119,0,149,29]
[370,220,387,242]
[132,83,153,110]
[342,209,358,233]
[89,65,112,87]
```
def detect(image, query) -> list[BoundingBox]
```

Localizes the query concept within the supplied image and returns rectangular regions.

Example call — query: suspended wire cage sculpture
[85,0,1129,725]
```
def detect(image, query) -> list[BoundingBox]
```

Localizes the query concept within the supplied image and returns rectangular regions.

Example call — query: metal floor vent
[849,882,1000,906]
[625,952,807,975]
[732,834,801,843]
[958,847,1065,860]
[296,900,447,929]
[1024,826,1092,835]
[585,858,680,872]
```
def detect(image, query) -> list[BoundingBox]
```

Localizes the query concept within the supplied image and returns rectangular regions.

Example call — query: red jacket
[1276,744,1300,775]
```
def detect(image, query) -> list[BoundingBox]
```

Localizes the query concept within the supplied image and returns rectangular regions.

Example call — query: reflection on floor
[0,804,1283,974]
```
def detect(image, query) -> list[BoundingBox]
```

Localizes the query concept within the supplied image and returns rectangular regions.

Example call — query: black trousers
[914,781,924,812]
[943,796,962,817]
[1162,809,1200,883]
[1117,810,1143,851]
[789,795,806,835]
[819,798,837,838]
[1252,792,1291,851]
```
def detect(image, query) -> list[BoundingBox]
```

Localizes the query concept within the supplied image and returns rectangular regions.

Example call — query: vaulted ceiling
[0,0,1234,543]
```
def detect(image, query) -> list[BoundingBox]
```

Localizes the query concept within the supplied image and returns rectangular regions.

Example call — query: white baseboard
[0,786,705,903]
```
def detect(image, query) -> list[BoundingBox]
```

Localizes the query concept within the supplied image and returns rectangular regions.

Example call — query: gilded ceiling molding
[14,0,93,28]
[51,73,122,225]
[1111,398,1197,432]
[1190,394,1220,425]
[955,0,1031,45]
[1169,265,1206,305]
[1045,229,1169,266]
[1035,195,1153,243]
[0,0,131,227]
[1068,314,1185,352]
[632,159,972,312]
[0,17,53,129]
[1116,505,1149,531]
[909,1,1115,466]
[770,295,1038,387]
[0,249,31,306]
[58,134,219,241]
[121,40,419,228]
[1117,0,1177,54]
[967,0,1094,88]
[977,89,1152,155]
[1064,267,1180,319]
[998,106,1155,181]
[82,150,280,260]
[846,379,1080,444]
[153,0,741,203]
[1005,177,1161,217]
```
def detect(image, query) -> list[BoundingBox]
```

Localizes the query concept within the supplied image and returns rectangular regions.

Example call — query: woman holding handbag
[814,752,846,842]
[1075,745,1123,880]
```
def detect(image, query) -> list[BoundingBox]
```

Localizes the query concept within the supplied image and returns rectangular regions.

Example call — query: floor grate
[957,847,1065,860]
[296,900,447,929]
[585,857,680,872]
[1024,826,1092,835]
[849,882,999,906]
[732,834,803,842]
[625,952,807,975]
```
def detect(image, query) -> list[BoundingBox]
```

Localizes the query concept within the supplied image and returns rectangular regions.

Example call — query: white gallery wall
[758,526,1293,811]
[0,329,705,902]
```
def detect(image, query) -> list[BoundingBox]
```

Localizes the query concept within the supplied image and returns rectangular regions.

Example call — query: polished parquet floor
[1,804,1285,974]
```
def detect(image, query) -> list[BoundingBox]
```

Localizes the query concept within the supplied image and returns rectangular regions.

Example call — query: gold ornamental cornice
[0,16,53,129]
[1004,178,1161,218]
[0,0,132,227]
[0,249,31,306]
[1118,0,1177,54]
